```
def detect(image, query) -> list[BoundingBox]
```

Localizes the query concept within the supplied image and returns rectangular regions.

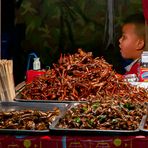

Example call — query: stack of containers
[139,51,148,82]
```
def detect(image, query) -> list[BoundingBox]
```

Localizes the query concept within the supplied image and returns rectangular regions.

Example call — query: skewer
[0,62,9,101]
[0,60,16,101]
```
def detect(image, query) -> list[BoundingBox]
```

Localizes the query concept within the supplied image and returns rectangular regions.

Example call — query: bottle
[124,74,139,82]
[33,58,41,70]
[139,51,148,82]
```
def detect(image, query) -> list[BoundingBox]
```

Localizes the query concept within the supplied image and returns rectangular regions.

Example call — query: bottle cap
[141,56,148,63]
[34,58,40,61]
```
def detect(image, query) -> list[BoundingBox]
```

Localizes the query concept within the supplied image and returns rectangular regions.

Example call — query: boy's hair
[123,13,145,39]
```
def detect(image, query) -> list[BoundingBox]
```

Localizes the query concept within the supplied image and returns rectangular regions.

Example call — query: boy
[119,13,145,77]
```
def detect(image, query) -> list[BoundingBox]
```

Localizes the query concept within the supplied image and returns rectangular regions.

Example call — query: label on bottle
[139,67,148,82]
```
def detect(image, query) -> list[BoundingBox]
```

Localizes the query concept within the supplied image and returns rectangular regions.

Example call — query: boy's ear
[136,39,145,50]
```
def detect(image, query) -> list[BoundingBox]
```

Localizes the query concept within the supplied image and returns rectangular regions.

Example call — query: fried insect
[57,101,146,130]
[0,108,60,130]
[21,49,148,102]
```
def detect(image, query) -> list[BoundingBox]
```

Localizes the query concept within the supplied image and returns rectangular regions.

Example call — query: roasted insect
[0,108,60,130]
[57,101,146,130]
[21,49,148,102]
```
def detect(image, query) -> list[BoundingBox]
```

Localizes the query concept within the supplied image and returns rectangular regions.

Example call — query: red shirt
[125,59,140,77]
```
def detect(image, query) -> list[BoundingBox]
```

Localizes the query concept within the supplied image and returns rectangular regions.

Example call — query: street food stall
[1,1,148,148]
[0,49,148,148]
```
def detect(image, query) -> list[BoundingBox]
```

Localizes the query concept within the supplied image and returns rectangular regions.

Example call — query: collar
[125,58,140,72]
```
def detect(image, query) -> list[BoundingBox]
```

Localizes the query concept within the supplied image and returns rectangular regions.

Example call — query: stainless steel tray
[14,90,87,103]
[49,103,141,136]
[139,115,148,133]
[0,101,69,134]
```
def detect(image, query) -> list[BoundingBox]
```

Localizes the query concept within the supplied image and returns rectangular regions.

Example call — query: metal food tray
[0,101,69,135]
[14,89,87,103]
[130,82,148,89]
[49,103,140,136]
[139,115,148,133]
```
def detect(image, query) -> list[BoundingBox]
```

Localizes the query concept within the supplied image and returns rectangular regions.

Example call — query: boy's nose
[119,37,122,43]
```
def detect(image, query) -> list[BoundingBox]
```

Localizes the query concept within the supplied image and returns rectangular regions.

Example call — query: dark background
[1,0,142,85]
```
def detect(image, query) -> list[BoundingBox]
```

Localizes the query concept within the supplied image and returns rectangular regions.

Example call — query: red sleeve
[142,0,148,24]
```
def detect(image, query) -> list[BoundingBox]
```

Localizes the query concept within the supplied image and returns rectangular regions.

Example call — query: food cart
[1,1,148,148]
[0,49,148,148]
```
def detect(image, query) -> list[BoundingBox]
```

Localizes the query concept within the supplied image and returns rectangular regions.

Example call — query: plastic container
[33,58,41,70]
[124,74,139,82]
[25,53,45,83]
[26,70,45,83]
[139,51,148,82]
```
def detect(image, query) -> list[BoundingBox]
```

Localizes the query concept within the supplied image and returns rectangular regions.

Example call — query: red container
[139,68,148,82]
[26,70,45,83]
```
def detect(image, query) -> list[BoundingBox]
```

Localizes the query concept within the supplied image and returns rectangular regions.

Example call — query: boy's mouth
[119,44,121,49]
[119,46,123,53]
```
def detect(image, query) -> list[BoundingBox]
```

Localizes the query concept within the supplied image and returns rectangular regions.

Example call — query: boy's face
[119,23,144,60]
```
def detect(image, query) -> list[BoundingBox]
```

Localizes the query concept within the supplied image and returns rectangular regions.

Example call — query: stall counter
[0,135,148,148]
